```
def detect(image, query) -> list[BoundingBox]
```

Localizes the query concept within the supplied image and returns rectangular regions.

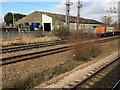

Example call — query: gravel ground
[39,51,119,88]
[2,39,119,88]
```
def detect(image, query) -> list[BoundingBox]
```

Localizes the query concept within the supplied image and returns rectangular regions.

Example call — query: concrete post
[77,0,80,30]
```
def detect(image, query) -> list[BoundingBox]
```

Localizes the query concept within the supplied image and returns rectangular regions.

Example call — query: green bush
[53,27,70,38]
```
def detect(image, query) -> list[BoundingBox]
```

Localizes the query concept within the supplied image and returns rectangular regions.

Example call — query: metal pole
[118,1,120,31]
[104,16,107,25]
[12,13,15,28]
[66,0,70,29]
[77,0,80,30]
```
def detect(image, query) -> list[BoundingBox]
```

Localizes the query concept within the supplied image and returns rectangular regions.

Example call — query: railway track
[72,57,119,89]
[1,45,70,66]
[1,40,66,54]
[1,36,119,66]
[1,36,119,54]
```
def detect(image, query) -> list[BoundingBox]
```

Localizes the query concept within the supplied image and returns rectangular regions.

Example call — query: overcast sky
[0,0,119,23]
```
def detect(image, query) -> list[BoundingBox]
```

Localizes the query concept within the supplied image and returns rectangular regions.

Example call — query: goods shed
[15,11,103,32]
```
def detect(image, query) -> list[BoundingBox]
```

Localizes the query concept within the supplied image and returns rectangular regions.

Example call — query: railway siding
[1,36,119,61]
[1,40,66,54]
[1,44,70,66]
[1,44,69,60]
[37,51,119,88]
[1,36,119,54]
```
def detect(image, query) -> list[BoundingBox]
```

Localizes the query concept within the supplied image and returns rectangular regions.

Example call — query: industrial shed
[15,11,103,31]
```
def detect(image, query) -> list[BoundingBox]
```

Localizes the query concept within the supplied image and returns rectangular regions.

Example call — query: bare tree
[102,16,112,25]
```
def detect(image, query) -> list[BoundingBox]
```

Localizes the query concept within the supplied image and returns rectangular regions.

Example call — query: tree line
[4,12,26,25]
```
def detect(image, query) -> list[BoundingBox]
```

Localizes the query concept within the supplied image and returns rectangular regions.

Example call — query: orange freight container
[96,26,105,34]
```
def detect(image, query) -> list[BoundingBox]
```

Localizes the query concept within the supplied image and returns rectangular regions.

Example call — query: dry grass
[69,31,100,61]
[2,35,61,47]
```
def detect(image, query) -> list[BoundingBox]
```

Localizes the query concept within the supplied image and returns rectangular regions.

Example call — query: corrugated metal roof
[18,11,104,24]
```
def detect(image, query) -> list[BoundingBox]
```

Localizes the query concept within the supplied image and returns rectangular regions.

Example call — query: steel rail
[70,57,119,90]
[1,40,66,53]
[1,46,70,66]
[112,80,120,90]
[1,36,119,66]
[1,36,119,54]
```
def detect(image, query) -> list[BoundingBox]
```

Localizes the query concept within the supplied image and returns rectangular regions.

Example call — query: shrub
[69,31,100,61]
[52,27,70,39]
